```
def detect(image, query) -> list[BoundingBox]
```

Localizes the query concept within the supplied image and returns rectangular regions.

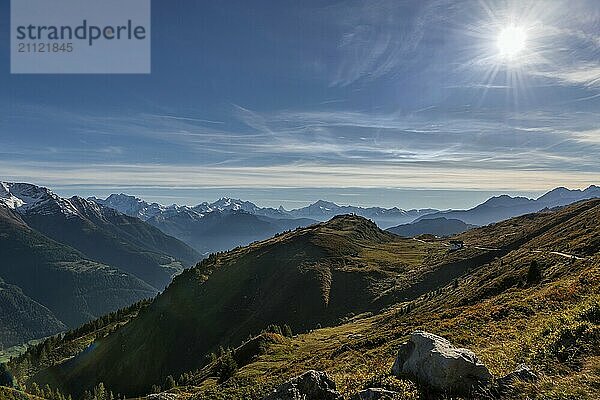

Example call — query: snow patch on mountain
[0,182,80,217]
[93,194,266,222]
[0,182,25,209]
[91,193,199,221]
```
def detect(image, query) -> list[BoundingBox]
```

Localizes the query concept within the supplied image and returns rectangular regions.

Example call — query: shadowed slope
[0,204,156,346]
[22,196,199,289]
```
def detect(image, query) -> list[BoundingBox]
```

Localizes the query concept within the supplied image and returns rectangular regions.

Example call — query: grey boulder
[262,370,342,400]
[391,330,492,394]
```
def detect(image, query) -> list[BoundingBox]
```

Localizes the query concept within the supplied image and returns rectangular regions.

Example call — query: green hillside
[0,204,157,347]
[175,199,600,399]
[184,199,600,399]
[31,215,446,396]
[0,278,66,349]
[10,199,600,399]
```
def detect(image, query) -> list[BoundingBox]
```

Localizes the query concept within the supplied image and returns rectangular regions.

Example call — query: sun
[497,25,527,59]
[461,1,554,99]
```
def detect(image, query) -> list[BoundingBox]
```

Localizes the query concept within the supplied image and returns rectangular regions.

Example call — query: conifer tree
[0,363,13,387]
[165,375,176,389]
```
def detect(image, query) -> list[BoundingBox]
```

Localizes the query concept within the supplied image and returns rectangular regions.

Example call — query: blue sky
[0,0,598,208]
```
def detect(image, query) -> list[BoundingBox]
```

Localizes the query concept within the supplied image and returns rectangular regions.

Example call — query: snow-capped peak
[92,193,198,221]
[193,198,259,214]
[0,182,25,209]
[0,182,80,216]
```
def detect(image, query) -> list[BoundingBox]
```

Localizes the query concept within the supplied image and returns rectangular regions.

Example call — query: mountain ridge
[0,182,202,348]
[32,214,448,396]
[2,183,200,289]
[18,199,600,399]
[91,193,438,229]
[415,185,600,226]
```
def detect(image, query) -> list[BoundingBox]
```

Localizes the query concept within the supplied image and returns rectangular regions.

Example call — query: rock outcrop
[391,330,492,394]
[497,364,537,385]
[262,370,342,400]
[494,363,538,395]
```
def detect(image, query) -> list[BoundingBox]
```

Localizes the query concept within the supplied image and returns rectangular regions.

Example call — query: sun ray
[453,0,566,108]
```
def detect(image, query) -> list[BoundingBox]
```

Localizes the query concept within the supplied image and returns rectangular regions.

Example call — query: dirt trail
[413,238,586,260]
[530,249,585,260]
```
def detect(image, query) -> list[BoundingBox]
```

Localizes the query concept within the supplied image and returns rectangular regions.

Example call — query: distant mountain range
[93,194,437,228]
[0,182,200,348]
[93,186,600,246]
[415,185,600,226]
[92,194,318,254]
[92,195,438,250]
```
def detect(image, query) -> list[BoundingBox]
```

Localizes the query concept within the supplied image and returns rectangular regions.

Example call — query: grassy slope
[18,200,600,399]
[170,200,600,399]
[32,216,447,397]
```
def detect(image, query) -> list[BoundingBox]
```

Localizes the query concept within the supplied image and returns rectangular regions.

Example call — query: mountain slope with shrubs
[30,216,447,396]
[177,199,600,399]
[5,199,599,399]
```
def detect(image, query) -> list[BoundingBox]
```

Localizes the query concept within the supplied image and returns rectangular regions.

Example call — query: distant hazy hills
[387,217,476,237]
[0,182,200,348]
[149,210,316,254]
[415,185,600,226]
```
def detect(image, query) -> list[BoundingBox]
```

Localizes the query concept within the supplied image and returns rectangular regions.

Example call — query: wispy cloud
[534,65,600,89]
[323,0,446,87]
[570,128,600,144]
[1,160,597,191]
[4,102,598,177]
